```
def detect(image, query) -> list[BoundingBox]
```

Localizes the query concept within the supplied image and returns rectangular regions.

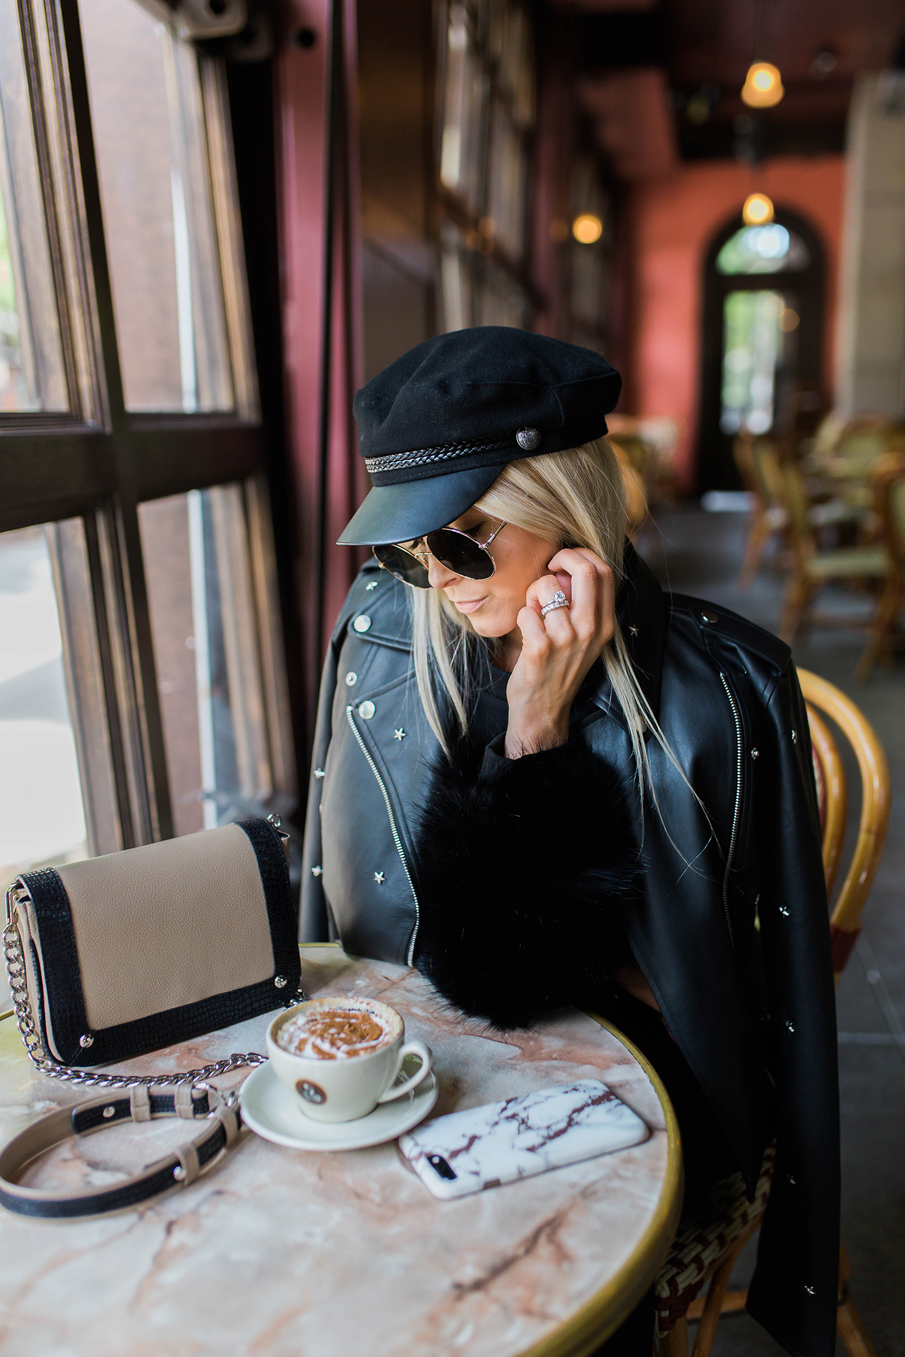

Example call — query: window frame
[0,0,295,853]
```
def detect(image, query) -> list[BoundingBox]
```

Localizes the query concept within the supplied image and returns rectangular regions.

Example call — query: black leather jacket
[301,545,839,1357]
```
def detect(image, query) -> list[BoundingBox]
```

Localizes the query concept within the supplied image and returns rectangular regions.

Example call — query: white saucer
[239,1060,439,1152]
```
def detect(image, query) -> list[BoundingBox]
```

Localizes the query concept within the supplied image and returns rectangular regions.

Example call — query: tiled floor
[638,504,905,1357]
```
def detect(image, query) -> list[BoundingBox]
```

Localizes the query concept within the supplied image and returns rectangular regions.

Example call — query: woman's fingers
[525,572,569,617]
[545,548,615,645]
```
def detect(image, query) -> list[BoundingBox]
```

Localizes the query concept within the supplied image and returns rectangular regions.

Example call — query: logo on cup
[297,1079,327,1105]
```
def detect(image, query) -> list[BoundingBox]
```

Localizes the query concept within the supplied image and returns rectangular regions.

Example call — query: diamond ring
[540,590,569,619]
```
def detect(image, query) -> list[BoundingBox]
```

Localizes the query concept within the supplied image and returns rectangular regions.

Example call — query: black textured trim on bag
[47,976,293,1067]
[235,817,301,993]
[19,868,90,1063]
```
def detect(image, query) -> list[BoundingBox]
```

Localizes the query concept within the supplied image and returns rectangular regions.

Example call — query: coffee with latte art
[276,1000,398,1060]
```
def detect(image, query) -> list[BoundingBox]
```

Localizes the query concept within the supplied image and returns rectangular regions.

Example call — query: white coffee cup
[267,995,432,1123]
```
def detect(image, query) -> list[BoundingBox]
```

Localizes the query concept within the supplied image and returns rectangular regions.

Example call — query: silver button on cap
[353,615,372,633]
[516,427,540,451]
[359,701,376,719]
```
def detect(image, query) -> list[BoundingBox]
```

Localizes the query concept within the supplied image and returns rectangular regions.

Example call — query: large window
[0,0,294,889]
[437,0,535,331]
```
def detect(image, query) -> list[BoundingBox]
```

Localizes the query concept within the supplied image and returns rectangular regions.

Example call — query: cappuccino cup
[267,996,432,1123]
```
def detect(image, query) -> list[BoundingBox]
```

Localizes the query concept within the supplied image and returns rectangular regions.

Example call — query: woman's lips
[451,596,486,614]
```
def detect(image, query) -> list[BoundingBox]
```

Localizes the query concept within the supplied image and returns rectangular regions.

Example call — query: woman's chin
[470,613,515,641]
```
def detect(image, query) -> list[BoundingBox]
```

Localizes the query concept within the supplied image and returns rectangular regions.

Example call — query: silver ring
[540,590,569,619]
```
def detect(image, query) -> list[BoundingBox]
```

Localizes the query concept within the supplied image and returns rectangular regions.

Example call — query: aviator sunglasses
[372,520,507,589]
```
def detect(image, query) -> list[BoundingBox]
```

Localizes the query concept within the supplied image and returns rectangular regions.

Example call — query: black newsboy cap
[338,326,621,545]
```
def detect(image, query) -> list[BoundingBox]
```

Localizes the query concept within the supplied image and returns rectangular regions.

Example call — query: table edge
[514,1012,684,1357]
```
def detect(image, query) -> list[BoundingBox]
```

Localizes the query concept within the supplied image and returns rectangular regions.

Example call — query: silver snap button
[359,701,376,720]
[173,1165,187,1181]
[103,1105,116,1119]
[516,427,540,451]
[79,1033,94,1049]
[751,747,760,759]
[345,672,358,687]
[353,615,372,633]
[274,975,287,988]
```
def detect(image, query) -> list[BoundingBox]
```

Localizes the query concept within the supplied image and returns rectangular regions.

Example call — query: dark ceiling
[542,0,905,172]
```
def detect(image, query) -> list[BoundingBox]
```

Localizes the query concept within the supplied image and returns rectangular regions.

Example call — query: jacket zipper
[718,672,743,953]
[346,705,421,965]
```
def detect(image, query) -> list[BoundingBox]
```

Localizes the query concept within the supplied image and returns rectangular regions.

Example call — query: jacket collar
[590,540,668,728]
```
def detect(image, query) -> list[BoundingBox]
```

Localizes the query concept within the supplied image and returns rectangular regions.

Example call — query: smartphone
[398,1078,648,1200]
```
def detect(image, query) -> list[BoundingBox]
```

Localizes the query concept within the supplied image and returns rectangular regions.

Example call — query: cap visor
[337,464,508,546]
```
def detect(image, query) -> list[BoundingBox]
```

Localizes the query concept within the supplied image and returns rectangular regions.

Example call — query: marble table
[0,946,681,1357]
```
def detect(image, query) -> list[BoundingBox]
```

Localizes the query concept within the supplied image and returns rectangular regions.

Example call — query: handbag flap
[55,823,276,1031]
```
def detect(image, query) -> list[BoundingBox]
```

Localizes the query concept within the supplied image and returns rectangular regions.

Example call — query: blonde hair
[409,437,677,802]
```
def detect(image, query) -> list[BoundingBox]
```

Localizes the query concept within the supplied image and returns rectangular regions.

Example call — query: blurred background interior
[1,0,904,1352]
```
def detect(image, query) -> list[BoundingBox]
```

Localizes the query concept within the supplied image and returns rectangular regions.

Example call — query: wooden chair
[732,433,787,588]
[854,455,905,680]
[758,443,892,643]
[654,669,891,1357]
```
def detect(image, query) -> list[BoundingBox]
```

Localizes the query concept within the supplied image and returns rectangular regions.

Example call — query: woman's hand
[504,548,616,758]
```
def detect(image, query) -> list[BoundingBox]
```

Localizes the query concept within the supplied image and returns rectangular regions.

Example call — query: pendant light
[741,0,784,109]
[741,61,784,108]
[742,192,774,225]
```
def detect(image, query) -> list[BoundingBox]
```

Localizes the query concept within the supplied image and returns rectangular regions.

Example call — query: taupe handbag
[3,816,304,1089]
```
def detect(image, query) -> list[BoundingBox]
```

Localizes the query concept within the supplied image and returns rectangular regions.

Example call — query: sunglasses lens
[425,530,495,580]
[371,545,431,588]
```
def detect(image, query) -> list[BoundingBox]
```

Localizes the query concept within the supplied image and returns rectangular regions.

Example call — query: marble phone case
[398,1078,649,1200]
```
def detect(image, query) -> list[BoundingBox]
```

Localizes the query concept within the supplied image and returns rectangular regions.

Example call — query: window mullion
[53,0,176,844]
[91,501,175,844]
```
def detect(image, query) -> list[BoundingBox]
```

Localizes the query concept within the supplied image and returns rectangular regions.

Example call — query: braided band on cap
[365,439,512,475]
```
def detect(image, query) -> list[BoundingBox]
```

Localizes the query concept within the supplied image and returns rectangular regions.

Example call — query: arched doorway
[697,208,826,492]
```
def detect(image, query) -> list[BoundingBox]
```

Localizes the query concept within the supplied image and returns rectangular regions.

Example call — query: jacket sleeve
[746,663,840,1357]
[412,735,641,1028]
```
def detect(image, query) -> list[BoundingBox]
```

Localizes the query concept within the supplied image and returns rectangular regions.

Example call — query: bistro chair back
[854,454,905,680]
[733,434,787,587]
[655,670,889,1357]
[798,669,891,977]
[758,445,892,648]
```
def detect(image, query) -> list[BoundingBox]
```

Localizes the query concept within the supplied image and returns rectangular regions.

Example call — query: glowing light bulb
[742,193,774,226]
[741,61,784,109]
[572,214,603,245]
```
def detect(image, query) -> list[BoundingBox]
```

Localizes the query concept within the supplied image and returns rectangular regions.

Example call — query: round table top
[0,945,681,1357]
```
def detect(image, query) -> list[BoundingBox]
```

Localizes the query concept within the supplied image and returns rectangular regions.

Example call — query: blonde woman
[301,328,838,1357]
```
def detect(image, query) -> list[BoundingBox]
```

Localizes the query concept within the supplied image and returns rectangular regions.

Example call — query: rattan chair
[654,669,890,1357]
[758,444,891,644]
[854,455,905,680]
[732,434,787,588]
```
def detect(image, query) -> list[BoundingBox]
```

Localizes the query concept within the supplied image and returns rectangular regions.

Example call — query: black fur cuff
[412,737,641,1029]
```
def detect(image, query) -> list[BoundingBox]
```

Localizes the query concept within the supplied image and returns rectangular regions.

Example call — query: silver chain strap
[4,893,265,1091]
